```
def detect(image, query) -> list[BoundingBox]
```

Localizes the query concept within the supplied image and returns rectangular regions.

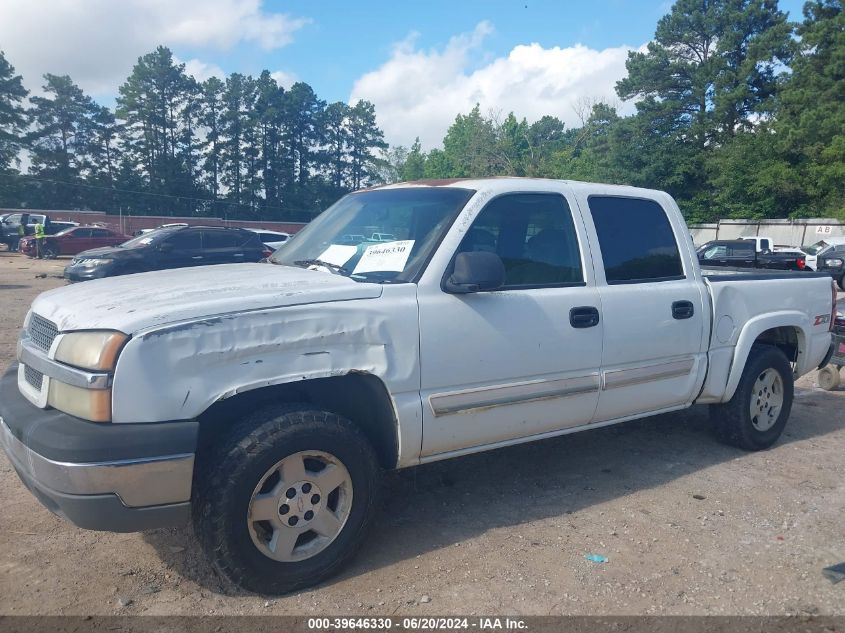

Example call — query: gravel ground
[1,251,843,616]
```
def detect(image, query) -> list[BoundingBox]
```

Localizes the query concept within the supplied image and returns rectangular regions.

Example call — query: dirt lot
[0,251,843,616]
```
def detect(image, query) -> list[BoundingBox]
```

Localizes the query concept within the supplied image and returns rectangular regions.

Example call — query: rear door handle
[570,306,600,328]
[672,300,695,320]
[191,255,203,260]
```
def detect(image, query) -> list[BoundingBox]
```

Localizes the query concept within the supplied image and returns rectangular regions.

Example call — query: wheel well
[754,326,800,363]
[196,373,399,469]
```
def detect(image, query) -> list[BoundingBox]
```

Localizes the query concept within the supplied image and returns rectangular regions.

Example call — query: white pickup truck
[1,178,836,595]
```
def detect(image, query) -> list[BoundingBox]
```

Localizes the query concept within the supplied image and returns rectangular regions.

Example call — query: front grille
[24,364,44,390]
[28,313,58,352]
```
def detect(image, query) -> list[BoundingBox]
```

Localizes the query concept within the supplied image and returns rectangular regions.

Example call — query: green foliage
[0,46,387,219]
[775,0,845,218]
[27,74,105,207]
[0,50,28,206]
[392,0,842,224]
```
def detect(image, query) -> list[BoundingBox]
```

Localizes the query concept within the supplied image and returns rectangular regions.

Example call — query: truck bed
[701,266,831,281]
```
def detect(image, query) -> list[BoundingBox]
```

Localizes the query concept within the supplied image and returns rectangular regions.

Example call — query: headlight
[54,331,128,371]
[78,258,112,267]
[824,258,843,267]
[47,381,111,422]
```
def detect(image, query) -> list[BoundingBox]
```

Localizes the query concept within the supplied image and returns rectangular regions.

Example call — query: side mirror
[445,251,505,294]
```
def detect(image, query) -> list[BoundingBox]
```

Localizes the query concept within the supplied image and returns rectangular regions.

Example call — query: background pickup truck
[697,239,807,270]
[0,178,836,595]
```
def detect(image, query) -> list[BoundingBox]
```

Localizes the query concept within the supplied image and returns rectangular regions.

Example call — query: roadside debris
[822,563,845,584]
[585,554,608,563]
[692,494,706,500]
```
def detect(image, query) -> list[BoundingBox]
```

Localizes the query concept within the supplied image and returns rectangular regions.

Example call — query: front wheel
[192,405,380,595]
[710,345,794,451]
[43,244,58,259]
[838,274,845,292]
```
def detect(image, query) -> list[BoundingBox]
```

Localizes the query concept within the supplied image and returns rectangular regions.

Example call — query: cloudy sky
[0,0,806,149]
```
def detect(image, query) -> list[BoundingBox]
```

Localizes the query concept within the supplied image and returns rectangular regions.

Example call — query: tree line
[1,0,843,223]
[389,0,845,223]
[0,46,386,221]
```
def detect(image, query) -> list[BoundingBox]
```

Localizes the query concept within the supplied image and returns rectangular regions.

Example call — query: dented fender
[111,285,423,464]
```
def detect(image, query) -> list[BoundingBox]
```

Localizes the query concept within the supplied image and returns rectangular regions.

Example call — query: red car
[20,226,130,259]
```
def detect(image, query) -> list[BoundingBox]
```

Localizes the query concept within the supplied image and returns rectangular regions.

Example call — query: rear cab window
[728,242,755,257]
[587,196,684,284]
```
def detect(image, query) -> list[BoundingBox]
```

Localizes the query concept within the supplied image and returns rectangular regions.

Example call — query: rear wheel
[838,274,845,292]
[817,365,841,391]
[43,244,58,259]
[192,404,380,595]
[710,345,794,450]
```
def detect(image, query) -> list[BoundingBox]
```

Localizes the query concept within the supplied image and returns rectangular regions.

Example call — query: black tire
[192,404,380,595]
[43,245,57,259]
[710,345,793,451]
[838,274,845,292]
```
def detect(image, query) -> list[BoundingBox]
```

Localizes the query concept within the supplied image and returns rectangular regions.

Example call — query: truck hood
[31,263,384,333]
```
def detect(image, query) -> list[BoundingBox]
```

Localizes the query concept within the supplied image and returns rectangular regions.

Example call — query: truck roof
[369,177,670,199]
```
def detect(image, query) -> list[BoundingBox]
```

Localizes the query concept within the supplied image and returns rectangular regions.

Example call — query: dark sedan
[64,225,270,281]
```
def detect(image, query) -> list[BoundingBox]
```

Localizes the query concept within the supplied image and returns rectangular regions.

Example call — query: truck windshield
[803,240,830,255]
[270,187,475,283]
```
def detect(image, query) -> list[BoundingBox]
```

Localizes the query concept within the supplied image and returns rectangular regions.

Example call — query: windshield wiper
[292,259,351,276]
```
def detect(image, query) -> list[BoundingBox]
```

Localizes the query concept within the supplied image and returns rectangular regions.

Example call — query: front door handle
[672,300,695,320]
[570,306,600,328]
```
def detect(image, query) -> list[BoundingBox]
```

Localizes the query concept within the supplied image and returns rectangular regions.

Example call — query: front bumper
[0,364,198,532]
[817,266,844,279]
[63,264,114,281]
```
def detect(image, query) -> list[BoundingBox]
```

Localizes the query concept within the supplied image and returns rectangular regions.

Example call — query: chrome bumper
[0,416,194,507]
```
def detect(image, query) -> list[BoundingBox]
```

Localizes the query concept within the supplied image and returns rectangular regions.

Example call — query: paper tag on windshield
[317,244,358,267]
[352,240,414,274]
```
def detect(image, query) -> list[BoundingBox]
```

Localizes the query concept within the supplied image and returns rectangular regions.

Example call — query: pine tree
[0,50,28,205]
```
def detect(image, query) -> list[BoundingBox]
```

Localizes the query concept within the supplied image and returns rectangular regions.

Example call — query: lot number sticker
[353,240,414,274]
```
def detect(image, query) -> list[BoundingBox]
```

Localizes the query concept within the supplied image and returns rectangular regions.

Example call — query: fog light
[47,381,111,422]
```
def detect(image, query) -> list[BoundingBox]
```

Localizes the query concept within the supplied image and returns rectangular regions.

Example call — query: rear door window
[203,230,240,249]
[587,196,684,284]
[728,242,755,257]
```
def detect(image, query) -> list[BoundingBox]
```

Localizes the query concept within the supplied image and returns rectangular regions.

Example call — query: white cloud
[180,58,226,83]
[350,22,640,149]
[0,0,308,98]
[270,70,298,89]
